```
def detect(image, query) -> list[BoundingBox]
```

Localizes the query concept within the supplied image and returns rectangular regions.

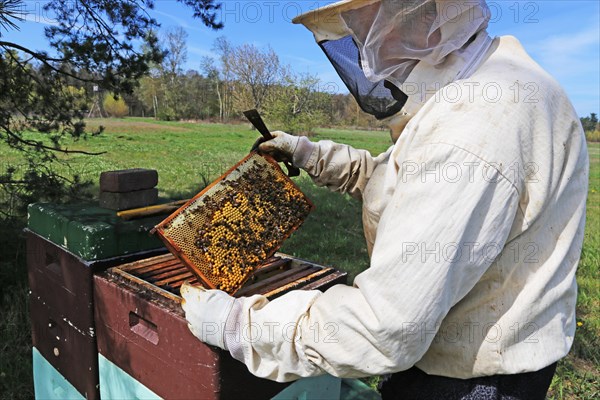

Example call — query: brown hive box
[30,296,99,399]
[93,252,346,399]
[25,229,165,399]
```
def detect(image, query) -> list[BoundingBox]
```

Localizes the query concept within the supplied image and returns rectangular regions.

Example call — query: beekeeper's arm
[182,141,520,382]
[259,131,390,200]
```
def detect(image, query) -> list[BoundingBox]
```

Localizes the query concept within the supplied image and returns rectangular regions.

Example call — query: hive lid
[153,152,314,294]
[27,202,164,261]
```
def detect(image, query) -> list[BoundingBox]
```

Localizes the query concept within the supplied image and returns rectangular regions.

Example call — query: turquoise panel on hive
[98,354,161,400]
[271,374,341,399]
[32,347,84,400]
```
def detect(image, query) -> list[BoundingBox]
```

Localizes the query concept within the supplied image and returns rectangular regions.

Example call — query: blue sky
[4,1,599,117]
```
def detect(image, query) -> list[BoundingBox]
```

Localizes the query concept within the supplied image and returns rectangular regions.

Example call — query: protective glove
[258,131,315,169]
[180,283,238,350]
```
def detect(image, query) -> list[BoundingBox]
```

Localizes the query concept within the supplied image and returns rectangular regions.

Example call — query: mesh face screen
[154,153,313,294]
[320,36,407,120]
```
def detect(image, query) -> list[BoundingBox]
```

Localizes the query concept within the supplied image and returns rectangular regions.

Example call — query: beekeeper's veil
[293,0,491,119]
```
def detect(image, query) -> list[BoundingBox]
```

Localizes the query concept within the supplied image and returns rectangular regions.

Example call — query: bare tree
[212,36,234,120]
[200,56,224,120]
[163,27,189,75]
[162,27,189,118]
[266,70,329,134]
[229,43,281,112]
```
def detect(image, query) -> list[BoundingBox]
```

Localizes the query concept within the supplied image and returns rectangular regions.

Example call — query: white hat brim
[292,0,379,42]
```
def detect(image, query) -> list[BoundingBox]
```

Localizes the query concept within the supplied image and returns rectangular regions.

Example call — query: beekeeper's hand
[257,131,315,168]
[180,283,239,350]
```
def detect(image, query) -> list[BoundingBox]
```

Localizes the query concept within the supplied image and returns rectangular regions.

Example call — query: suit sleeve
[298,139,392,200]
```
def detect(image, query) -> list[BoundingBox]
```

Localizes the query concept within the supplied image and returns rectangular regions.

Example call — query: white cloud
[153,10,212,35]
[529,24,600,79]
[284,54,320,66]
[22,12,59,26]
[527,21,600,115]
[188,46,216,59]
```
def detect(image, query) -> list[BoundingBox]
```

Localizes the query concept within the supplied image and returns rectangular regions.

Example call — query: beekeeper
[181,0,589,398]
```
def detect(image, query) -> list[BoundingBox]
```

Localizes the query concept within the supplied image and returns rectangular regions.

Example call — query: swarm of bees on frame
[170,159,312,293]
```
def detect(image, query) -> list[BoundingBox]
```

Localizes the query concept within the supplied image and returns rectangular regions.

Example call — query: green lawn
[0,119,598,399]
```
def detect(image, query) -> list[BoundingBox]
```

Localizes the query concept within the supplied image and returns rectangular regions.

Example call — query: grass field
[0,118,598,399]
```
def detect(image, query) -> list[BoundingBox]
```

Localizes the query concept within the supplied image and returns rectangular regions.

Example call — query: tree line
[92,28,600,139]
[90,29,384,134]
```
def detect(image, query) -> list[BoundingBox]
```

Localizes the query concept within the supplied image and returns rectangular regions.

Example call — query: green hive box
[28,202,165,260]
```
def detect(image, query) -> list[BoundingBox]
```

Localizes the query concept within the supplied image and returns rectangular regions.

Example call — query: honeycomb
[154,152,313,293]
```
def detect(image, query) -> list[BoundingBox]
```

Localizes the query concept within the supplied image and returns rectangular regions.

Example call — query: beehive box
[93,272,289,399]
[26,229,164,331]
[153,152,314,293]
[26,203,167,400]
[93,252,347,399]
[30,296,97,399]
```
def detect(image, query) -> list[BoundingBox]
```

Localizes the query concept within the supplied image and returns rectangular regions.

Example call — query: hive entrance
[153,152,313,293]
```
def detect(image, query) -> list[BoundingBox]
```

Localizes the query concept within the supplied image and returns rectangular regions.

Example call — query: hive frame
[152,152,314,293]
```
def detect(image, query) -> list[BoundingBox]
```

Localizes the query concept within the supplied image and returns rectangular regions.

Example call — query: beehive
[153,152,313,293]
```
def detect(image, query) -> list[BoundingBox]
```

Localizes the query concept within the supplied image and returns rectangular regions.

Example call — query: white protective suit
[182,0,589,381]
